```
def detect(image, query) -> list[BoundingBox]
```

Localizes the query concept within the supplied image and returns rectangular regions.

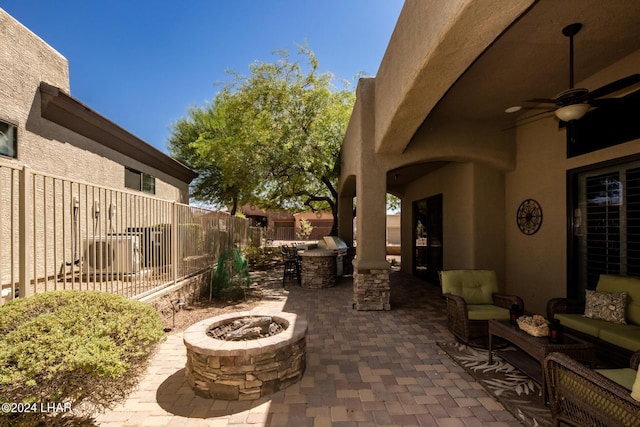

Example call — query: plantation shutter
[585,172,621,289]
[581,166,640,290]
[626,167,640,276]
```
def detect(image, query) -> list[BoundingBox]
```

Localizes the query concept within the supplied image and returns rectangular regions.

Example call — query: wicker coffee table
[488,319,595,403]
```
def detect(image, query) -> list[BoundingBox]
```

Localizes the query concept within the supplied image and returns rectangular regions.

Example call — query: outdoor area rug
[438,341,552,427]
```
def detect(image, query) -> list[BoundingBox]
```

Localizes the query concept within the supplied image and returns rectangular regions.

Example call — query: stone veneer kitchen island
[298,249,337,288]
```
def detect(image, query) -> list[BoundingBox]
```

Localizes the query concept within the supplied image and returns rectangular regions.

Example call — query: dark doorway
[413,194,443,285]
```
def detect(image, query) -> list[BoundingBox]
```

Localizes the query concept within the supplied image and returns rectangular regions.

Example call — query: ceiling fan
[526,23,640,122]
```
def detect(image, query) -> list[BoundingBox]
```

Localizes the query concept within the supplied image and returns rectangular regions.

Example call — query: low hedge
[0,290,165,425]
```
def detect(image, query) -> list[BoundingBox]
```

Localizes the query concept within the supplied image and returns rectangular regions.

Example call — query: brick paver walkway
[95,271,522,426]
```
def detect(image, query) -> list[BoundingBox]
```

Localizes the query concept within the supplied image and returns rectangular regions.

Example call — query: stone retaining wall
[141,269,210,330]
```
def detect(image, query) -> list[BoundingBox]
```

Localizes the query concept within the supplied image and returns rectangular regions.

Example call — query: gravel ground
[161,268,288,334]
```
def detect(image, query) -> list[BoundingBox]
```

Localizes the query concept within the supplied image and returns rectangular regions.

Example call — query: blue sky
[2,1,404,154]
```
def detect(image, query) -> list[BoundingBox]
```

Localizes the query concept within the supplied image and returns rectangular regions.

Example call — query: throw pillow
[583,290,628,324]
[632,368,640,401]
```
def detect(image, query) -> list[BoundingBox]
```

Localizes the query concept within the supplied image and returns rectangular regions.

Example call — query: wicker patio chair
[441,270,524,345]
[544,351,640,427]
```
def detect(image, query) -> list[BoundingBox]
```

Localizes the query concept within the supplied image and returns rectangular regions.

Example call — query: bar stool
[280,245,301,286]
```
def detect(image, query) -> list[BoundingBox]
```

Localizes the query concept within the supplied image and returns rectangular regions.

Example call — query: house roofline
[39,82,198,183]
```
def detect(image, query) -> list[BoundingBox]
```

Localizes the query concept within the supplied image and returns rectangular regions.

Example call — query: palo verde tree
[169,46,355,230]
[169,91,261,215]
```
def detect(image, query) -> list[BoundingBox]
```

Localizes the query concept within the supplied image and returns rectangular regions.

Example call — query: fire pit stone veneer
[183,310,307,400]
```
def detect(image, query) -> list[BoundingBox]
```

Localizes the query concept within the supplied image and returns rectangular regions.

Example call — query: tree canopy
[169,46,355,229]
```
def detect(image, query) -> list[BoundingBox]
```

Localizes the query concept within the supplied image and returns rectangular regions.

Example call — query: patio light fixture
[171,299,186,329]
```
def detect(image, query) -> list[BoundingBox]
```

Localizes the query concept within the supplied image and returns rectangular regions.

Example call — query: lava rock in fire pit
[206,316,285,341]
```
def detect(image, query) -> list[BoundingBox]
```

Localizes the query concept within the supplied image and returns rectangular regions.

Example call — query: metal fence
[271,226,333,241]
[0,161,261,304]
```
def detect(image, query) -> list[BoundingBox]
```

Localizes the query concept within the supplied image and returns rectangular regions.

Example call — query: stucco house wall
[400,161,505,286]
[339,0,640,313]
[0,9,196,294]
[0,9,193,202]
[505,50,640,312]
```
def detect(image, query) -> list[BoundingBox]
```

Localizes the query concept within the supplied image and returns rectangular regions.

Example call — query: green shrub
[210,248,251,301]
[0,290,165,425]
[242,245,279,270]
[296,218,313,240]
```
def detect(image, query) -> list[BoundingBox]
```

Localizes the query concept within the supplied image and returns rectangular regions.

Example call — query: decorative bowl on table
[516,314,549,337]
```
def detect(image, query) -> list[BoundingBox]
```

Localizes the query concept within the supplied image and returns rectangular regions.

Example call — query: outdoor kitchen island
[298,237,348,289]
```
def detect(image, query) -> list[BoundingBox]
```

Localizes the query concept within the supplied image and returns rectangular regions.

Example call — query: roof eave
[39,82,198,183]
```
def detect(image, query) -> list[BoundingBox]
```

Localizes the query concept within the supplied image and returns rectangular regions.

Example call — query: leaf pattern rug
[438,342,552,426]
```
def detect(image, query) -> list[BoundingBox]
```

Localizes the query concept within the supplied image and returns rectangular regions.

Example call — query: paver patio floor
[95,271,523,426]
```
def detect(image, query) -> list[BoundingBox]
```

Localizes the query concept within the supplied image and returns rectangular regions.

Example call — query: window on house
[0,120,17,158]
[125,167,156,194]
[571,159,640,298]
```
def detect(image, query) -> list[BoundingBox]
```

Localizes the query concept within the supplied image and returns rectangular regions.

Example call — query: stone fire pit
[183,310,307,400]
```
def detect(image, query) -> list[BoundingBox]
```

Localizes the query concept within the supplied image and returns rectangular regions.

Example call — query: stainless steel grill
[317,236,349,276]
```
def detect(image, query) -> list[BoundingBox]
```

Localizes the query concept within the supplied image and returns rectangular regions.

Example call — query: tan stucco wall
[0,9,189,203]
[401,162,473,273]
[472,163,506,278]
[385,118,516,174]
[504,50,640,314]
[337,1,640,314]
[401,161,506,288]
[374,0,534,154]
[505,118,567,312]
[339,78,368,198]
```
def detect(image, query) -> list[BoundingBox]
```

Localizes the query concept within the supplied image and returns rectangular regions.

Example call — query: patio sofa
[547,274,640,367]
[544,351,640,426]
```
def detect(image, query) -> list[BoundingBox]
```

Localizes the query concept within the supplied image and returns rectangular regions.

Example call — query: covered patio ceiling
[430,0,640,125]
[399,0,640,159]
[387,162,448,196]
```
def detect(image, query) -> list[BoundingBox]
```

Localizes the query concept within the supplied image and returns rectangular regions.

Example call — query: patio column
[353,165,390,310]
[352,78,390,310]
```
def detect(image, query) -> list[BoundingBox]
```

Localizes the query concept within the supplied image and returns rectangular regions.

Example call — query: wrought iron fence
[0,161,261,304]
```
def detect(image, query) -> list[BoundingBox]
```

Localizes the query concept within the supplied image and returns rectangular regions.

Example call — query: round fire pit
[183,310,307,400]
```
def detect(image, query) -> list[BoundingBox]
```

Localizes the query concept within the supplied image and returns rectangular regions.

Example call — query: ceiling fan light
[555,103,590,121]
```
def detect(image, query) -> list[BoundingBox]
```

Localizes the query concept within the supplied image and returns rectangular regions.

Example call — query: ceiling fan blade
[502,109,555,131]
[588,74,640,100]
[525,98,557,105]
[521,108,555,119]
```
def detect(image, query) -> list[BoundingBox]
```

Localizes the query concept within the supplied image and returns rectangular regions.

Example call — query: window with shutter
[572,160,640,298]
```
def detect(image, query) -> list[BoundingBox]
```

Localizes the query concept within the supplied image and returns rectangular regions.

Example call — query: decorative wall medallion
[516,199,543,235]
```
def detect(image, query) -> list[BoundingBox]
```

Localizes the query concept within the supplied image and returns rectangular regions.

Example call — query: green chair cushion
[467,304,510,321]
[554,313,605,336]
[632,367,640,401]
[597,275,640,325]
[598,326,640,352]
[595,367,637,391]
[441,270,498,305]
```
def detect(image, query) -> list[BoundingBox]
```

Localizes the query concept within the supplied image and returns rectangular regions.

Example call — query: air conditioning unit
[82,235,141,274]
